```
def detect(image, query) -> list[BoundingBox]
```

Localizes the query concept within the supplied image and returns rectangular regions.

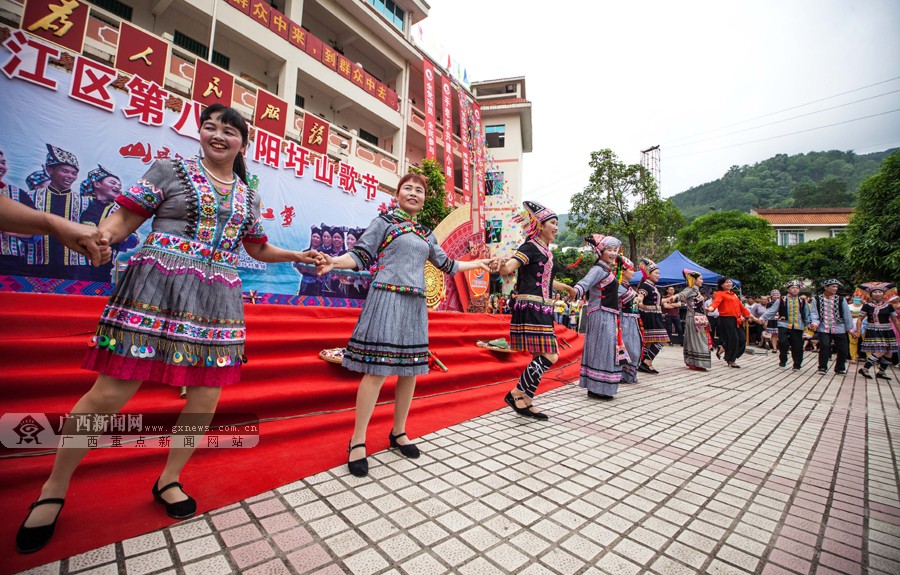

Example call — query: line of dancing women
[11,105,898,554]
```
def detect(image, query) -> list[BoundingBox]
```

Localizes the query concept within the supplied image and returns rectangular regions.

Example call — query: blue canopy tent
[629,250,740,288]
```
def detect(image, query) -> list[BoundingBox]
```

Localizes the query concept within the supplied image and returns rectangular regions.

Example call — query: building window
[830,229,845,238]
[485,171,504,196]
[173,31,230,70]
[295,95,305,108]
[778,230,805,246]
[367,0,405,30]
[358,128,379,146]
[486,220,503,244]
[86,0,133,21]
[485,125,505,148]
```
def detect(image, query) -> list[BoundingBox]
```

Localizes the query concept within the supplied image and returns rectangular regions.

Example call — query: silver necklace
[200,160,236,186]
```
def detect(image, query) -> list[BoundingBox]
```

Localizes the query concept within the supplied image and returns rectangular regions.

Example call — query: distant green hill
[668,148,897,220]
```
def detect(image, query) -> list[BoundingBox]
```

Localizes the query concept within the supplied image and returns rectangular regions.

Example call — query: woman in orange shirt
[707,277,756,368]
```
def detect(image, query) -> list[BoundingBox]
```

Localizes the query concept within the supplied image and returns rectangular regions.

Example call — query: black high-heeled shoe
[16,498,64,554]
[347,442,368,477]
[389,432,421,458]
[152,479,197,519]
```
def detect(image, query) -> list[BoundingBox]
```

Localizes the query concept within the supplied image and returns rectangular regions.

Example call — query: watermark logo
[12,414,46,445]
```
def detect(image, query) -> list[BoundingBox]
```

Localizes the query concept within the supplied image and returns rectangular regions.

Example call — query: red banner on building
[441,75,454,206]
[301,113,330,155]
[20,0,89,54]
[269,7,290,41]
[305,34,323,62]
[423,60,436,160]
[457,88,471,204]
[249,0,271,26]
[336,54,352,80]
[471,102,485,235]
[191,59,234,108]
[255,89,287,138]
[226,0,251,14]
[288,21,307,50]
[114,22,169,86]
[322,45,338,70]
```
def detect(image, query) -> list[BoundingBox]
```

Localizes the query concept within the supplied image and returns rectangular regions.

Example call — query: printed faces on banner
[20,0,89,54]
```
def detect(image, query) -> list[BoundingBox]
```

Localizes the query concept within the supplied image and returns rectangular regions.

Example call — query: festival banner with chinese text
[423,59,436,160]
[457,88,471,203]
[441,75,454,205]
[0,33,391,304]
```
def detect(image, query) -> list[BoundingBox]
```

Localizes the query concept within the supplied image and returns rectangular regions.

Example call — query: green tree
[844,151,900,281]
[676,210,772,249]
[792,176,854,207]
[676,211,785,294]
[568,149,677,263]
[689,232,786,295]
[634,199,685,261]
[408,158,452,232]
[784,236,855,288]
[551,247,596,286]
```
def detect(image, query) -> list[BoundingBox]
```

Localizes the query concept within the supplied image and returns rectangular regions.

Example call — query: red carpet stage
[0,293,582,573]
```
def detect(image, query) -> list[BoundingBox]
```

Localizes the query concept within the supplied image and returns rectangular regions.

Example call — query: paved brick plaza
[16,349,900,575]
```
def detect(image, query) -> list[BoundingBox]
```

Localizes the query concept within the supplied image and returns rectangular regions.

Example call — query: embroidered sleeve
[858,303,871,319]
[348,215,389,270]
[241,188,268,245]
[116,160,174,217]
[512,241,536,266]
[574,265,609,300]
[427,232,458,274]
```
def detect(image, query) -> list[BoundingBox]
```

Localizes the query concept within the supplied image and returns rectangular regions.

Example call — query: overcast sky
[418,0,900,210]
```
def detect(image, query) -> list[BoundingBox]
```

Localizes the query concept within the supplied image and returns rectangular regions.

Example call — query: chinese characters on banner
[254,89,287,138]
[471,102,485,235]
[20,0,89,54]
[457,87,471,204]
[191,58,234,108]
[300,114,330,155]
[114,21,168,87]
[423,59,436,160]
[441,75,454,205]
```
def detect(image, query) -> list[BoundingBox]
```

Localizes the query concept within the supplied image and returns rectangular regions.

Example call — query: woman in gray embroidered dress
[15,105,325,554]
[618,256,643,384]
[319,173,491,477]
[574,234,625,400]
[663,269,713,371]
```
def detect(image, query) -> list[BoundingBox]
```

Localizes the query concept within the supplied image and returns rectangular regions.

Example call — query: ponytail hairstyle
[199,103,250,185]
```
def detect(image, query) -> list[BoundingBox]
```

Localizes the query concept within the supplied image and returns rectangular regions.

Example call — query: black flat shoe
[152,479,196,519]
[16,498,64,554]
[525,406,550,421]
[347,442,368,477]
[504,392,533,418]
[859,369,872,380]
[389,432,421,459]
[716,347,723,360]
[728,363,741,369]
[637,363,653,374]
[587,391,614,400]
[876,372,891,381]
